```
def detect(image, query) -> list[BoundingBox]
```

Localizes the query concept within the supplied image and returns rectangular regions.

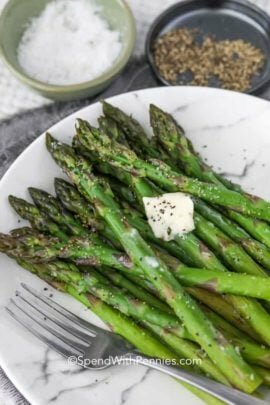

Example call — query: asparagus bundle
[45,133,263,393]
[4,101,270,402]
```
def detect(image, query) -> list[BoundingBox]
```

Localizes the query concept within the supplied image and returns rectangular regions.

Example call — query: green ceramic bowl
[0,0,136,101]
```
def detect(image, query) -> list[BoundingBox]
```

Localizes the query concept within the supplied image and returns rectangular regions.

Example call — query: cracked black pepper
[153,28,265,91]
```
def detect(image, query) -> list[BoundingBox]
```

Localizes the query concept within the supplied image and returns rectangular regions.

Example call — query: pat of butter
[143,193,195,242]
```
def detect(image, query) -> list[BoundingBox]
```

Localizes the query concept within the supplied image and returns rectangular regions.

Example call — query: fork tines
[6,283,101,359]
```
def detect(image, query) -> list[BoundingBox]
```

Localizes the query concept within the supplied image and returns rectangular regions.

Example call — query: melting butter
[143,193,195,242]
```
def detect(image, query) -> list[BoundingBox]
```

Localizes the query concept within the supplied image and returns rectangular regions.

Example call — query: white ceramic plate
[1,87,270,405]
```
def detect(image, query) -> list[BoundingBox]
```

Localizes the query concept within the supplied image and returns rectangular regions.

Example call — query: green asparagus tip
[8,195,30,214]
[75,118,91,133]
[54,177,70,192]
[75,118,84,131]
[46,133,89,175]
[8,195,19,206]
[149,104,169,122]
[28,187,43,199]
[28,187,51,206]
[101,100,110,111]
[45,132,54,150]
[149,104,185,135]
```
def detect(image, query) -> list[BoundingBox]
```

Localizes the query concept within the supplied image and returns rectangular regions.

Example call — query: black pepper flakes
[153,28,265,91]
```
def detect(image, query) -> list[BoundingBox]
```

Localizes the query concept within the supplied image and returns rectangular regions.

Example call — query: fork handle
[128,354,266,405]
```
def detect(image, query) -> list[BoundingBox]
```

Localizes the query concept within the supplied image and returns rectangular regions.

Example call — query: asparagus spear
[201,306,270,368]
[52,266,191,335]
[46,134,262,393]
[193,212,266,276]
[10,210,260,347]
[100,263,265,359]
[54,178,100,227]
[74,293,228,405]
[8,196,69,241]
[2,224,264,338]
[75,118,270,221]
[144,320,270,387]
[142,321,230,384]
[149,103,270,246]
[98,115,130,147]
[102,101,161,159]
[10,197,268,390]
[54,177,122,248]
[97,265,172,314]
[186,287,262,342]
[69,144,234,276]
[27,187,119,249]
[156,251,270,301]
[93,134,267,277]
[195,200,270,271]
[28,187,97,235]
[0,231,143,273]
[99,262,270,359]
[14,134,264,380]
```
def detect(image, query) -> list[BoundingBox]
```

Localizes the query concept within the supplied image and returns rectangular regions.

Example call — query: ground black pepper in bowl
[153,28,265,91]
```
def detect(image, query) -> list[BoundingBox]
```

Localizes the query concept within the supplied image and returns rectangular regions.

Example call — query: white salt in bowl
[0,0,136,101]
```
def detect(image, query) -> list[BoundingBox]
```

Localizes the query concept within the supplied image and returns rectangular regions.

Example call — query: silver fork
[6,284,267,405]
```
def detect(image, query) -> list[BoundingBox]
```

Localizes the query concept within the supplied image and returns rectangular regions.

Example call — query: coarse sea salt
[17,0,122,85]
